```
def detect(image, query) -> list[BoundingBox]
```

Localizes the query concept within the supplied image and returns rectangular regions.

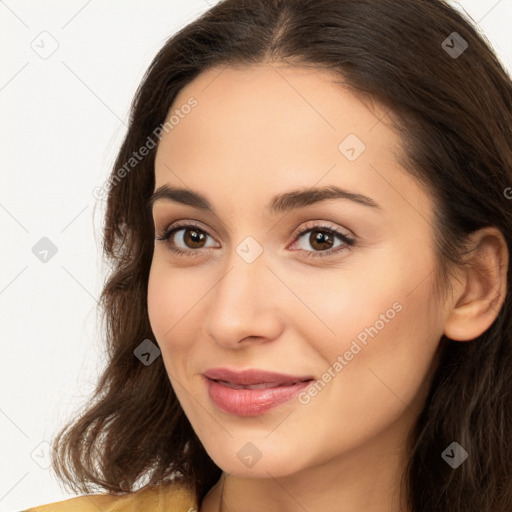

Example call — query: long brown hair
[52,1,512,510]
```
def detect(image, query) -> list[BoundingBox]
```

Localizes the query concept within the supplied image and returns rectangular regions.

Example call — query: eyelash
[155,220,356,259]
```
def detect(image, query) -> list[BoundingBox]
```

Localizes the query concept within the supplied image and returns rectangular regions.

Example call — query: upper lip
[203,367,314,386]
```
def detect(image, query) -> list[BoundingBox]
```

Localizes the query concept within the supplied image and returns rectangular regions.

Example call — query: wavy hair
[52,1,512,510]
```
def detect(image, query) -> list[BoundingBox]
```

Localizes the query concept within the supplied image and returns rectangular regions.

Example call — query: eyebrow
[147,184,382,214]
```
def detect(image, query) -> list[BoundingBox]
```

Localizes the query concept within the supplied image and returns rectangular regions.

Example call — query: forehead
[163,63,391,150]
[153,63,433,225]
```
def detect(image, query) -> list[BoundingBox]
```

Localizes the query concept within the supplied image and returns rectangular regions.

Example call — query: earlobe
[443,227,509,342]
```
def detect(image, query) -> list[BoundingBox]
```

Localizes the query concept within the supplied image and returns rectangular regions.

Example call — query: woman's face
[148,63,447,478]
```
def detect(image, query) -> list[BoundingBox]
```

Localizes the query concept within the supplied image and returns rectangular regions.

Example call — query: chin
[202,437,309,479]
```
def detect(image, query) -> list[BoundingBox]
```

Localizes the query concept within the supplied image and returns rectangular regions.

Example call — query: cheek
[148,257,196,328]
[147,263,169,339]
[147,263,195,413]
[147,259,212,375]
[288,281,440,466]
[284,254,411,350]
[297,243,441,403]
[147,261,189,356]
[300,232,438,352]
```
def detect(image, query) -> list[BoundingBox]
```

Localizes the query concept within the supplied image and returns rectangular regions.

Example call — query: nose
[203,250,284,349]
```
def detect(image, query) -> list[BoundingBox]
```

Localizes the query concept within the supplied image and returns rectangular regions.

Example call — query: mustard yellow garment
[21,481,198,512]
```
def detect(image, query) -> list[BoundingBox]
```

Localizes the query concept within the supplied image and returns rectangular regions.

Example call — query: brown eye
[290,223,356,258]
[308,230,336,251]
[156,223,219,256]
[180,228,207,248]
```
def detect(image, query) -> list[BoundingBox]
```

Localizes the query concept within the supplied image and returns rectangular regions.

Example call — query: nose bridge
[203,240,283,345]
[217,231,270,303]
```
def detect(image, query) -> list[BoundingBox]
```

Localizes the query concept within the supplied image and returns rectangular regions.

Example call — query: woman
[24,0,512,511]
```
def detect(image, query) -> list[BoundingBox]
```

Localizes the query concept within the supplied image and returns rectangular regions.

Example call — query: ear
[443,226,508,342]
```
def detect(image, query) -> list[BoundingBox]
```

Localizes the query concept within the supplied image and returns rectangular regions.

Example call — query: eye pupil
[184,229,206,248]
[310,230,334,250]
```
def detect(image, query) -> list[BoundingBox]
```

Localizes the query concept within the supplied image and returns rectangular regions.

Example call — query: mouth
[203,367,314,386]
[211,379,313,390]
[202,368,315,416]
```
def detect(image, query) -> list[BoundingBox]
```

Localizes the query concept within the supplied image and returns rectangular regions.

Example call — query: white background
[1,1,511,510]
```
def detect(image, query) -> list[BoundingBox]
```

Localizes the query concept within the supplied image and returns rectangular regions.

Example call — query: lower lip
[205,377,312,416]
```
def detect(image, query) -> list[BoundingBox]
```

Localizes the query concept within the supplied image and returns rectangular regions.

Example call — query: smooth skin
[147,62,508,512]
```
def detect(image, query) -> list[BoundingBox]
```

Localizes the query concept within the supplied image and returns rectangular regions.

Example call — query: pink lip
[203,367,314,416]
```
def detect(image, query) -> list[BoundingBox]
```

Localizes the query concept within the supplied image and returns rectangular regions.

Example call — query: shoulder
[22,481,198,512]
